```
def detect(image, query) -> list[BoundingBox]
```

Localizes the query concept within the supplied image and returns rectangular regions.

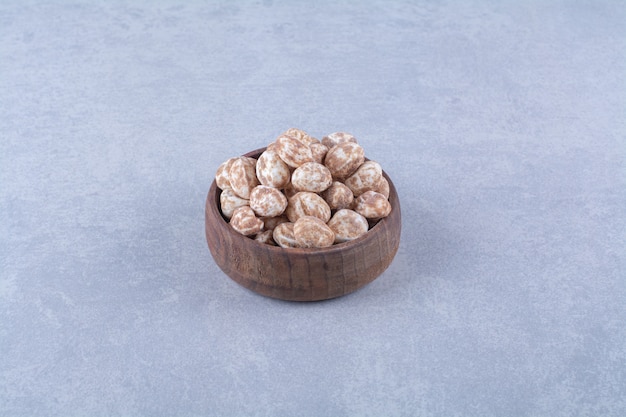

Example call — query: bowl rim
[207,147,400,256]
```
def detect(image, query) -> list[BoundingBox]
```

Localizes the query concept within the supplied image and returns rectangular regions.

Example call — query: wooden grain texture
[205,148,402,301]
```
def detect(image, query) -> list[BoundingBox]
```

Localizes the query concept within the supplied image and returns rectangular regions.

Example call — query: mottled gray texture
[1,1,625,416]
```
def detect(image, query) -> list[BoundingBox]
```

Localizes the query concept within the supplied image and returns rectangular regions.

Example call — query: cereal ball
[344,160,383,197]
[229,157,259,199]
[273,222,298,248]
[230,206,264,236]
[324,142,365,179]
[291,162,333,193]
[249,185,288,218]
[327,209,369,243]
[275,134,314,168]
[262,214,289,231]
[353,191,391,219]
[286,192,331,223]
[220,188,250,219]
[239,156,258,166]
[294,216,335,248]
[254,230,276,245]
[322,132,357,148]
[321,181,354,210]
[283,128,319,146]
[256,149,291,189]
[309,142,329,164]
[215,157,237,190]
[375,176,390,199]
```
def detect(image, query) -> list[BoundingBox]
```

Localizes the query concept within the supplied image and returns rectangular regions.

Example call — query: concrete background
[1,1,625,416]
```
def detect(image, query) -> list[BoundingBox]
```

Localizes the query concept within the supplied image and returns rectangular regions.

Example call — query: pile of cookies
[214,128,391,248]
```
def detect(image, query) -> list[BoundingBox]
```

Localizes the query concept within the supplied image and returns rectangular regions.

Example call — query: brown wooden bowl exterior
[205,148,402,301]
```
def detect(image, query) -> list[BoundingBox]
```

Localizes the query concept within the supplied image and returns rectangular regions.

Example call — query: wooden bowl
[205,148,402,301]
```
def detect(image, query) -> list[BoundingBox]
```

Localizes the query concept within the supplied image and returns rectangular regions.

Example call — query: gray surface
[1,1,625,416]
